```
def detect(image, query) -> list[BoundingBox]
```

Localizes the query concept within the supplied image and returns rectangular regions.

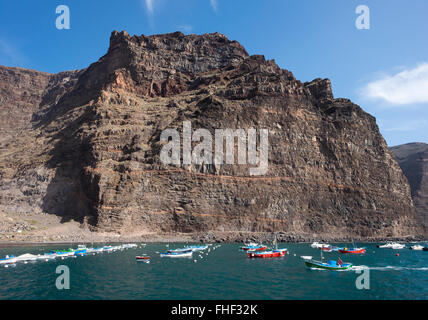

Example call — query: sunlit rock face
[0,31,423,239]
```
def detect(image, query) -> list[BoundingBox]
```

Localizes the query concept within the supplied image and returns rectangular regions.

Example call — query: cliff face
[0,31,423,239]
[390,143,428,232]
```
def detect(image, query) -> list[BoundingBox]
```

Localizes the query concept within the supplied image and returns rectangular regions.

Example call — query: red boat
[136,256,150,260]
[338,248,366,254]
[247,249,287,258]
[320,246,332,252]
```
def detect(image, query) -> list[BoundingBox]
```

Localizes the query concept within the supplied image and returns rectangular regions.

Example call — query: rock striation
[0,31,424,239]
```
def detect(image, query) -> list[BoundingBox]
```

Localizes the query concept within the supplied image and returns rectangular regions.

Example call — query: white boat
[15,254,39,262]
[37,254,56,261]
[185,245,209,252]
[0,255,17,265]
[410,244,424,250]
[122,243,138,249]
[310,242,330,249]
[160,249,193,258]
[377,242,405,249]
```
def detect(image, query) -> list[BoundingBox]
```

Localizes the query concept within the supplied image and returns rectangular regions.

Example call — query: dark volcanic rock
[390,142,428,232]
[0,31,424,239]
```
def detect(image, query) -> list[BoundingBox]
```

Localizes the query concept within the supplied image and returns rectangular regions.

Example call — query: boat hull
[305,261,352,270]
[241,246,267,251]
[247,249,287,258]
[338,248,366,254]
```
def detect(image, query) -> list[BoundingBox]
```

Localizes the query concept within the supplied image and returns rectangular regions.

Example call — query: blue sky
[0,0,427,146]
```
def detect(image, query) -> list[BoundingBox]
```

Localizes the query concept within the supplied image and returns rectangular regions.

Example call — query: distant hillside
[390,142,428,232]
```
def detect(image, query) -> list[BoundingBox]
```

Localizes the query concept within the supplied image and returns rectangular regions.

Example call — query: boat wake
[352,265,428,272]
[309,265,428,272]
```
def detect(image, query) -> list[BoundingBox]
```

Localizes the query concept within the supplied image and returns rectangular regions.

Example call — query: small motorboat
[160,249,193,258]
[310,242,330,249]
[247,248,287,258]
[185,245,208,252]
[240,243,267,251]
[74,249,87,256]
[0,255,17,265]
[320,246,332,252]
[409,245,424,250]
[136,255,150,261]
[339,240,366,254]
[122,243,138,249]
[338,247,366,254]
[305,258,353,271]
[377,242,405,249]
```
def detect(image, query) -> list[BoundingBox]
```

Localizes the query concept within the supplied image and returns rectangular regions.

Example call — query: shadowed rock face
[390,143,428,232]
[0,31,423,238]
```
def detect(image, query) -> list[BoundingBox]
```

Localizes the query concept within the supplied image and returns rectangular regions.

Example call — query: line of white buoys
[1,243,140,268]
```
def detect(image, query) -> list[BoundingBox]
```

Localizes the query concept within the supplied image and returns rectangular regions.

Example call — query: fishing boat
[185,245,209,251]
[377,242,405,249]
[54,249,75,258]
[410,244,425,250]
[339,247,366,254]
[74,249,87,256]
[339,240,366,254]
[305,258,353,270]
[0,255,17,265]
[247,249,287,258]
[136,255,150,261]
[160,249,193,258]
[240,243,267,251]
[302,251,352,270]
[248,234,287,258]
[310,242,330,249]
[123,243,138,249]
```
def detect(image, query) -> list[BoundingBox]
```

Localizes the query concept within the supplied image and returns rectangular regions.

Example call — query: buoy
[396,253,399,256]
[194,260,197,263]
[293,254,296,256]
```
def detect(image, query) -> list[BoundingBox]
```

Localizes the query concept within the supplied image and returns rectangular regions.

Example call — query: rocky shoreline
[0,231,426,248]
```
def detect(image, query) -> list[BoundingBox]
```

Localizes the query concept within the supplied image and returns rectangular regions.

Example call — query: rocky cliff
[0,31,423,240]
[390,143,428,233]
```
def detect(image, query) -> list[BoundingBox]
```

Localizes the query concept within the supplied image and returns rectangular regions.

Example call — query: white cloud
[362,63,428,105]
[210,0,218,12]
[144,0,155,15]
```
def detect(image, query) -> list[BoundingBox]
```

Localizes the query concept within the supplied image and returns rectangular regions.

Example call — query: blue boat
[160,249,193,258]
[74,249,87,256]
[305,259,353,270]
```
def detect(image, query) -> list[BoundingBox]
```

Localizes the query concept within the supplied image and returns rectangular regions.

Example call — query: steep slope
[0,31,423,239]
[390,143,428,232]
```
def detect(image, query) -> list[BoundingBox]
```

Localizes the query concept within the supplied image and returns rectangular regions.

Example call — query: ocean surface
[0,243,427,300]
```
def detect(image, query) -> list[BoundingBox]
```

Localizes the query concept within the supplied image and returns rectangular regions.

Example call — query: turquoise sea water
[0,243,427,300]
